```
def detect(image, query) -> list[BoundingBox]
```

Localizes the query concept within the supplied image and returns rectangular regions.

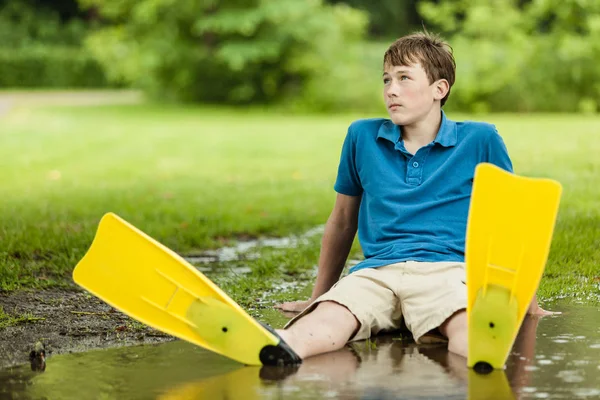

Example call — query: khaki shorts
[283,261,467,343]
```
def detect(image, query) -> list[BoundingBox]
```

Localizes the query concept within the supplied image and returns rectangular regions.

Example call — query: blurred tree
[326,0,422,38]
[419,0,600,113]
[0,1,88,47]
[0,1,112,88]
[77,0,370,108]
[0,0,92,22]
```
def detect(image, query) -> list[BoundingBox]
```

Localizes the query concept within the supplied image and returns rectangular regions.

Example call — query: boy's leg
[276,301,359,359]
[394,261,468,358]
[439,310,468,358]
[276,266,403,360]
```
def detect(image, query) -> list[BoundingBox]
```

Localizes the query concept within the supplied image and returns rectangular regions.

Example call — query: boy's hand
[274,299,313,313]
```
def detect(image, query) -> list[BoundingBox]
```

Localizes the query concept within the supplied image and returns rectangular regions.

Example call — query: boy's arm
[275,193,360,312]
[310,193,361,298]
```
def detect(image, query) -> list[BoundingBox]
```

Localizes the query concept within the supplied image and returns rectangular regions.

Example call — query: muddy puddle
[184,225,325,272]
[1,302,598,400]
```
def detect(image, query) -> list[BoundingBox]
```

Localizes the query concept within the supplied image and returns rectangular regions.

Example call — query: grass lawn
[1,103,598,306]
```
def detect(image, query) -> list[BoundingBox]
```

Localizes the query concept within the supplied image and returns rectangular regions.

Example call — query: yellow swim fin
[466,163,562,371]
[72,213,301,366]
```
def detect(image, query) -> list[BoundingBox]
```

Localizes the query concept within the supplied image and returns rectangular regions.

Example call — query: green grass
[0,103,598,305]
[0,306,45,328]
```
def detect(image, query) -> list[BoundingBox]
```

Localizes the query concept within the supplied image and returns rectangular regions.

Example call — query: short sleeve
[485,128,514,173]
[333,125,363,196]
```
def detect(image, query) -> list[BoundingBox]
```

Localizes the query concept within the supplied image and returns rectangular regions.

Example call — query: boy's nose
[386,83,401,98]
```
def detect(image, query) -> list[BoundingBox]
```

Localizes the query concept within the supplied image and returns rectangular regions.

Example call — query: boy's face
[382,62,444,126]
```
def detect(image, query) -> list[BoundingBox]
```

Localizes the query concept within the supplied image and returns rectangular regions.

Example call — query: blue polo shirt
[335,111,513,274]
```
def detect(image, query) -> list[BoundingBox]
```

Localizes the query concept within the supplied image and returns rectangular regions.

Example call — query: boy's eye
[400,75,409,81]
[383,77,391,84]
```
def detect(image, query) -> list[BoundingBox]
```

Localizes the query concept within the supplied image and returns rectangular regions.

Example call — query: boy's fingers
[275,300,309,312]
[274,301,295,310]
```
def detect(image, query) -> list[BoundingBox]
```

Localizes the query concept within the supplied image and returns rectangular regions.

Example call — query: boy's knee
[278,300,362,359]
[313,300,360,331]
[439,309,467,339]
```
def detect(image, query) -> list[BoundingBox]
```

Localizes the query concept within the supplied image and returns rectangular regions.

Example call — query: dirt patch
[0,90,144,118]
[0,288,174,370]
[0,90,143,107]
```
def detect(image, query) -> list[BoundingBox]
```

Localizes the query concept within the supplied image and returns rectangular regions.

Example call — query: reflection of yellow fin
[468,369,515,400]
[157,366,263,400]
[466,163,562,370]
[72,213,300,366]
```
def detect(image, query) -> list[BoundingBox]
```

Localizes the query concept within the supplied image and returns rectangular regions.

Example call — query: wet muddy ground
[0,288,175,369]
[0,233,321,370]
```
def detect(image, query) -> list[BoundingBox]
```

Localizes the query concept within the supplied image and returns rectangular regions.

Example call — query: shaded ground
[0,288,174,370]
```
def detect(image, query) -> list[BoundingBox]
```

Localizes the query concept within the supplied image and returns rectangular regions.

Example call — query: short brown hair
[383,32,456,106]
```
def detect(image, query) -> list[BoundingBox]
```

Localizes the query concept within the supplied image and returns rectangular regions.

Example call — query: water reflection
[155,315,544,400]
[0,303,598,399]
[153,341,520,400]
[28,342,47,372]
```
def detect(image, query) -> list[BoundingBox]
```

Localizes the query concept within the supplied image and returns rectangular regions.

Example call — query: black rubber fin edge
[258,321,302,366]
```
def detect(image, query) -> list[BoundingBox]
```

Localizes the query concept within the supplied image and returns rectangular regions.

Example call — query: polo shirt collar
[377,110,457,147]
[433,110,457,147]
[377,120,400,143]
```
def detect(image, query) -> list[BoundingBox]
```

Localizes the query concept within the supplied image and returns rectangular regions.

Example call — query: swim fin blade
[466,163,562,370]
[72,213,301,366]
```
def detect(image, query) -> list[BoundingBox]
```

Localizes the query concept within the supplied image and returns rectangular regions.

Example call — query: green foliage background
[78,0,375,111]
[2,0,600,111]
[0,2,112,88]
[420,0,600,113]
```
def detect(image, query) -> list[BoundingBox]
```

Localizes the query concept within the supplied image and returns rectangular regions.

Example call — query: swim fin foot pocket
[258,322,302,366]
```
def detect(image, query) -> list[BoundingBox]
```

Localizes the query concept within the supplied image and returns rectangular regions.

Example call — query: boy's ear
[433,79,450,101]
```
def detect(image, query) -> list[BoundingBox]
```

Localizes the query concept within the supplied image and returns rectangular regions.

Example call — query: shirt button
[413,162,419,168]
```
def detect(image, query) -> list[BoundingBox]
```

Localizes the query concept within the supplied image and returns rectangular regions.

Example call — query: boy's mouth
[388,103,401,110]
